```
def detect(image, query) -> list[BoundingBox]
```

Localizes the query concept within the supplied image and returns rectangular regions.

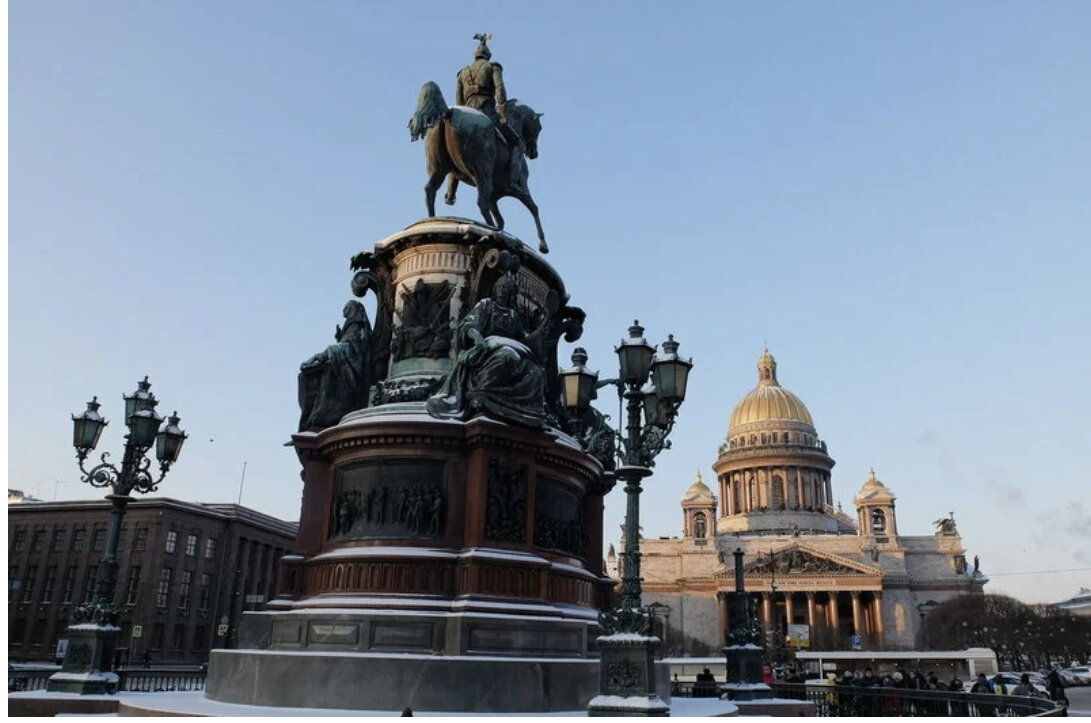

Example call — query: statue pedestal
[720,643,772,701]
[45,624,120,695]
[206,408,614,712]
[587,634,670,717]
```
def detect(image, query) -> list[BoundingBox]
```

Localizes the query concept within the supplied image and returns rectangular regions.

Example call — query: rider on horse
[450,34,527,199]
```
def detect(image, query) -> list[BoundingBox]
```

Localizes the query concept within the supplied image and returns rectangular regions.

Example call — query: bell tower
[853,468,898,538]
[682,471,717,539]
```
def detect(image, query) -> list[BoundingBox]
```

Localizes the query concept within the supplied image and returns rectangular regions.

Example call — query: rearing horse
[409,81,548,254]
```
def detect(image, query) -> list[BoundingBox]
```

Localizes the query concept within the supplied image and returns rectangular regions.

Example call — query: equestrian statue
[409,33,549,254]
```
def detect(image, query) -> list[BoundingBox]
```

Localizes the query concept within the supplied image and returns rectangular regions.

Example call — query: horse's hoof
[539,240,549,254]
[444,196,456,206]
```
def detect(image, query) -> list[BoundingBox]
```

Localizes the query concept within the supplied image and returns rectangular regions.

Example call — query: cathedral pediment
[742,543,881,577]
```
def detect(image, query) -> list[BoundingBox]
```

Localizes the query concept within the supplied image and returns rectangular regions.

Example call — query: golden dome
[728,350,814,430]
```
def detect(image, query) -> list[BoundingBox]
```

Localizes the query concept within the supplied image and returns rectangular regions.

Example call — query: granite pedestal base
[45,624,120,695]
[206,649,601,712]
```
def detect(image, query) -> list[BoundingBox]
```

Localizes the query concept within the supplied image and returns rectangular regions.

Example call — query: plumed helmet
[473,33,492,60]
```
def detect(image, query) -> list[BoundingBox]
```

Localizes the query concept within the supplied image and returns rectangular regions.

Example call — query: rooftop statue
[409,34,549,254]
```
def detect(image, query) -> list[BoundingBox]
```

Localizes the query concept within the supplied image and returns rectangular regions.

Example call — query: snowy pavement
[11,690,741,717]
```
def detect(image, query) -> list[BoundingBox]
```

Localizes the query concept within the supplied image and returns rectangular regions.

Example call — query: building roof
[6,496,298,538]
[728,350,815,430]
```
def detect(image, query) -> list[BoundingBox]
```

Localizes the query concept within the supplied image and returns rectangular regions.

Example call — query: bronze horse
[409,81,548,253]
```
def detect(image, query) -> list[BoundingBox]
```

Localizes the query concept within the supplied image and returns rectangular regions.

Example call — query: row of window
[11,526,151,554]
[729,431,820,449]
[12,564,212,612]
[163,529,216,559]
[154,568,213,611]
[11,526,218,560]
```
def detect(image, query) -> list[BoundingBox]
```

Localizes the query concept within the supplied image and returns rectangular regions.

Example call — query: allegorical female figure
[298,300,372,432]
[427,274,545,427]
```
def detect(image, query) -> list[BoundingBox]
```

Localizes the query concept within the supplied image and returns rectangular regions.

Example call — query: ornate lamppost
[721,547,771,700]
[562,321,692,717]
[47,377,187,694]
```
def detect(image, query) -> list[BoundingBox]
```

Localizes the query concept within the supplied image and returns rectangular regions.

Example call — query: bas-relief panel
[534,476,586,561]
[330,460,446,541]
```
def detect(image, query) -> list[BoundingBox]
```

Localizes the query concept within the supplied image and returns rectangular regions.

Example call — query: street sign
[217,624,230,636]
[220,616,230,624]
[55,639,69,659]
[851,634,862,650]
[245,594,266,604]
[131,625,143,638]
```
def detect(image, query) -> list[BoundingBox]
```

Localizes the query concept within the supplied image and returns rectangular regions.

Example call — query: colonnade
[720,467,833,516]
[716,589,884,649]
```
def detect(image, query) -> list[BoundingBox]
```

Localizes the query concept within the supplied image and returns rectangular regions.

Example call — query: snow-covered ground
[10,690,740,717]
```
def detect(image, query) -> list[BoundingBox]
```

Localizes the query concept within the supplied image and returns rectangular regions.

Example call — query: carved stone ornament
[330,460,446,541]
[371,374,446,406]
[599,606,653,636]
[744,547,864,575]
[605,659,644,695]
[484,457,527,543]
[391,279,454,362]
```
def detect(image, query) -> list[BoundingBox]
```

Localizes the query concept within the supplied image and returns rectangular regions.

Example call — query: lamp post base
[46,624,120,695]
[720,644,772,701]
[588,633,669,717]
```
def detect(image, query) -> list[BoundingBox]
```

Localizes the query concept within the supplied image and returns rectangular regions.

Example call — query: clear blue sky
[10,1,1091,604]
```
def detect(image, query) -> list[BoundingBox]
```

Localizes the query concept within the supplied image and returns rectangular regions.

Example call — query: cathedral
[613,350,987,654]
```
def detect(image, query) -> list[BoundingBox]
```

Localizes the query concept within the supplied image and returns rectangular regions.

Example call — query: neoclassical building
[616,351,986,654]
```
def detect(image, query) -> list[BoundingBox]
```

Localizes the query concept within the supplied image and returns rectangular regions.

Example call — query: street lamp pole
[566,322,691,717]
[47,378,187,694]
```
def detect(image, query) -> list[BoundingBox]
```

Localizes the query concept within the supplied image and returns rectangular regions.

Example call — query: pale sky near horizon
[9,1,1091,605]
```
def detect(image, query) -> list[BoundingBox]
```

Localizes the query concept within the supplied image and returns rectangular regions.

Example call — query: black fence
[8,667,206,694]
[769,683,1066,717]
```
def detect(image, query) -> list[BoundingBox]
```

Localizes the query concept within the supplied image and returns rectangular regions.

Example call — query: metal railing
[769,683,1067,717]
[8,667,206,694]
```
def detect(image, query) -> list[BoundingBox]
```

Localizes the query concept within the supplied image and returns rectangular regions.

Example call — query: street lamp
[48,377,187,694]
[586,320,693,717]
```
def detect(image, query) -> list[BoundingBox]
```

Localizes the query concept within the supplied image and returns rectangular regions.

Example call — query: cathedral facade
[614,351,986,654]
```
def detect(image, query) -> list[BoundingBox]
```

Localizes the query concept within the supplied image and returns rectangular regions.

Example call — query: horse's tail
[408,81,450,142]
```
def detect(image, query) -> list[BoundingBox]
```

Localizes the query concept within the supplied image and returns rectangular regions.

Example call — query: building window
[185,534,198,557]
[61,566,78,604]
[151,623,165,651]
[42,565,58,602]
[31,530,46,553]
[204,538,217,560]
[22,565,38,603]
[13,529,27,552]
[71,529,86,552]
[193,625,207,652]
[172,623,186,651]
[92,528,106,552]
[165,530,178,554]
[156,568,173,608]
[134,527,148,551]
[178,570,193,609]
[117,526,128,552]
[84,566,98,603]
[198,573,212,611]
[125,567,142,606]
[50,529,67,553]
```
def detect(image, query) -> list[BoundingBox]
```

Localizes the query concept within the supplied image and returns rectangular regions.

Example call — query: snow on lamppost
[566,321,692,717]
[47,377,187,694]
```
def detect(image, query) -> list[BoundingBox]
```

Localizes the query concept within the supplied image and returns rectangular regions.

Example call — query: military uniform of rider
[455,35,526,191]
